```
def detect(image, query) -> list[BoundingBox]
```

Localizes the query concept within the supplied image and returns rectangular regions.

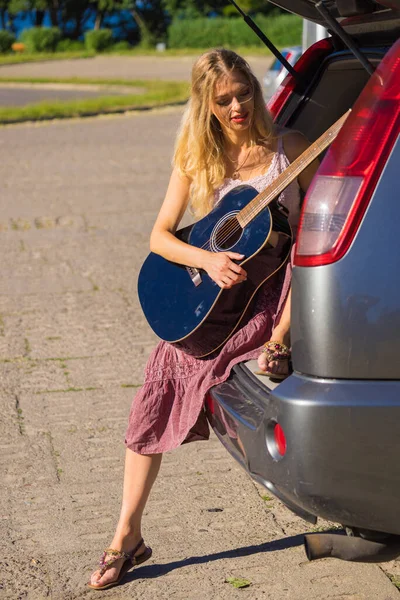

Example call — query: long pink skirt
[125,262,292,455]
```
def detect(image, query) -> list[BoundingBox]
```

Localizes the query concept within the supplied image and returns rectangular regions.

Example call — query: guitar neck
[237,109,351,228]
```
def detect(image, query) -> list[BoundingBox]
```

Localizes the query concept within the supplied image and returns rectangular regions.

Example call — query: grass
[106,45,274,57]
[121,383,141,388]
[225,577,252,589]
[261,494,273,502]
[0,46,273,66]
[310,524,344,533]
[0,75,171,86]
[387,573,400,590]
[0,78,189,124]
[0,50,95,65]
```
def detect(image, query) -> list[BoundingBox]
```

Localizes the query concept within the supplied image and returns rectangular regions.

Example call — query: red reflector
[267,38,332,119]
[274,423,287,456]
[295,40,400,267]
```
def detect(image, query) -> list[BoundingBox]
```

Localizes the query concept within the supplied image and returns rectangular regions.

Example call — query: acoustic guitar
[138,111,350,358]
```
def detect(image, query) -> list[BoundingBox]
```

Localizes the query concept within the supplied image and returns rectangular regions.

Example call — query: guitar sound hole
[215,217,242,250]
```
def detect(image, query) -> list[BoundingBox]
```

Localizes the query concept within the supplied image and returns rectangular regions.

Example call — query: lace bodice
[214,136,301,237]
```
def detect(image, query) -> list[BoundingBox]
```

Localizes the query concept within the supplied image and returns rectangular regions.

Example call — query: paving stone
[0,102,398,600]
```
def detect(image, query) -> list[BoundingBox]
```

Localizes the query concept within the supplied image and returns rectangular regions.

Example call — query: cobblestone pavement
[0,108,399,599]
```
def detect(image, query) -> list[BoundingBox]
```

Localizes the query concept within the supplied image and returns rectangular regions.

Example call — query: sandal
[256,341,291,380]
[87,537,152,590]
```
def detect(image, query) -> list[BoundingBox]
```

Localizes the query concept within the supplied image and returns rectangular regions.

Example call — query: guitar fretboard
[237,110,351,228]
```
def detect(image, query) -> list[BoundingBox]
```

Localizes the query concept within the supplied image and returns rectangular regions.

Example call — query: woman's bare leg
[258,288,292,377]
[89,449,162,587]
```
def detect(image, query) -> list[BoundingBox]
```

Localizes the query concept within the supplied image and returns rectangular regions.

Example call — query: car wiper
[315,0,375,75]
[227,0,302,82]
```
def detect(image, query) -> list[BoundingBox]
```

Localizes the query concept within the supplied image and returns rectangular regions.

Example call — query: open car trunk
[207,10,400,530]
[267,0,400,26]
[277,49,385,142]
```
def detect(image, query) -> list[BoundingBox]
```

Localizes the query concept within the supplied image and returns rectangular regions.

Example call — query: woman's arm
[149,167,247,289]
[271,131,319,337]
[258,132,319,374]
[283,130,320,194]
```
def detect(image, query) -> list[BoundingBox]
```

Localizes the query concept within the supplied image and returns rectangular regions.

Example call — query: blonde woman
[88,48,318,590]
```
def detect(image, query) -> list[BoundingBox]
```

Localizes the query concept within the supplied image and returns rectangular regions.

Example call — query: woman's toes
[268,360,279,374]
[89,563,119,587]
[90,571,101,585]
[257,353,267,371]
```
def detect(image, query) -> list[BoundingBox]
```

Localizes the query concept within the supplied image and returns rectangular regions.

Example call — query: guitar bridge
[186,266,202,287]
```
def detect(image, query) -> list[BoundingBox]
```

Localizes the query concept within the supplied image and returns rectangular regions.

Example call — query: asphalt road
[0,55,270,107]
[0,107,398,599]
[0,84,131,107]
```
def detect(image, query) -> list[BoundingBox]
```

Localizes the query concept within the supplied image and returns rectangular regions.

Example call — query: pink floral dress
[125,137,301,454]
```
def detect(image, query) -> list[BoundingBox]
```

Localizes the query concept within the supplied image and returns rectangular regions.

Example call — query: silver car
[207,0,400,562]
[263,46,302,100]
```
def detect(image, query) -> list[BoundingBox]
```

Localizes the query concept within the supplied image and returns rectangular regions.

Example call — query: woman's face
[210,70,254,135]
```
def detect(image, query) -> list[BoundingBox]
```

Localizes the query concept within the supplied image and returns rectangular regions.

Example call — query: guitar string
[199,169,291,251]
[197,136,331,253]
[198,180,284,252]
[198,172,287,251]
[194,120,343,254]
[202,157,307,251]
[207,144,325,249]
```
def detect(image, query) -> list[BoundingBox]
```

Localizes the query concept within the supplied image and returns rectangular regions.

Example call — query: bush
[84,29,113,52]
[56,39,85,52]
[20,27,61,53]
[167,14,302,49]
[0,31,16,54]
[109,40,131,52]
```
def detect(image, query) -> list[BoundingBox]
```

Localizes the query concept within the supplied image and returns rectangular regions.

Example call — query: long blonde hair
[173,48,275,217]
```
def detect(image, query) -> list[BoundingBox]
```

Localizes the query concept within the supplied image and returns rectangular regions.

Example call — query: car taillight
[295,40,400,267]
[267,38,332,119]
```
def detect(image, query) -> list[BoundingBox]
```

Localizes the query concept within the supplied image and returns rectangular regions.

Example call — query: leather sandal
[87,537,152,590]
[256,340,291,380]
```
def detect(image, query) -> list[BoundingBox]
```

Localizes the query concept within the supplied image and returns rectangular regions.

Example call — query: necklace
[226,146,252,180]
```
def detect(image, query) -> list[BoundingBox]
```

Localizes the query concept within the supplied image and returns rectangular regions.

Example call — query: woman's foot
[88,535,147,589]
[257,341,291,380]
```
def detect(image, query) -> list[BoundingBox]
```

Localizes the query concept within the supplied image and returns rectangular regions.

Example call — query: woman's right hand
[201,251,247,289]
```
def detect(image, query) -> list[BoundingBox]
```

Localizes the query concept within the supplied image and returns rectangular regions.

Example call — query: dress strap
[277,135,284,154]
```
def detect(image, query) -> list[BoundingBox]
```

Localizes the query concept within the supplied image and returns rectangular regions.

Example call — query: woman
[88,48,318,590]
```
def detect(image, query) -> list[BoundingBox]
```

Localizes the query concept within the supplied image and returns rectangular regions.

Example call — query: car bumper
[206,362,400,535]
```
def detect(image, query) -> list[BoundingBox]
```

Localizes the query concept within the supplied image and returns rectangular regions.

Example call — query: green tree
[163,0,227,18]
[163,0,282,18]
[89,0,123,30]
[0,0,11,29]
[8,0,60,27]
[63,0,91,38]
[222,0,284,17]
[122,0,167,47]
[45,0,60,27]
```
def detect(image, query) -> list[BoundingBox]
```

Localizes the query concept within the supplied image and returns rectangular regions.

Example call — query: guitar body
[138,184,292,358]
[138,112,350,357]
